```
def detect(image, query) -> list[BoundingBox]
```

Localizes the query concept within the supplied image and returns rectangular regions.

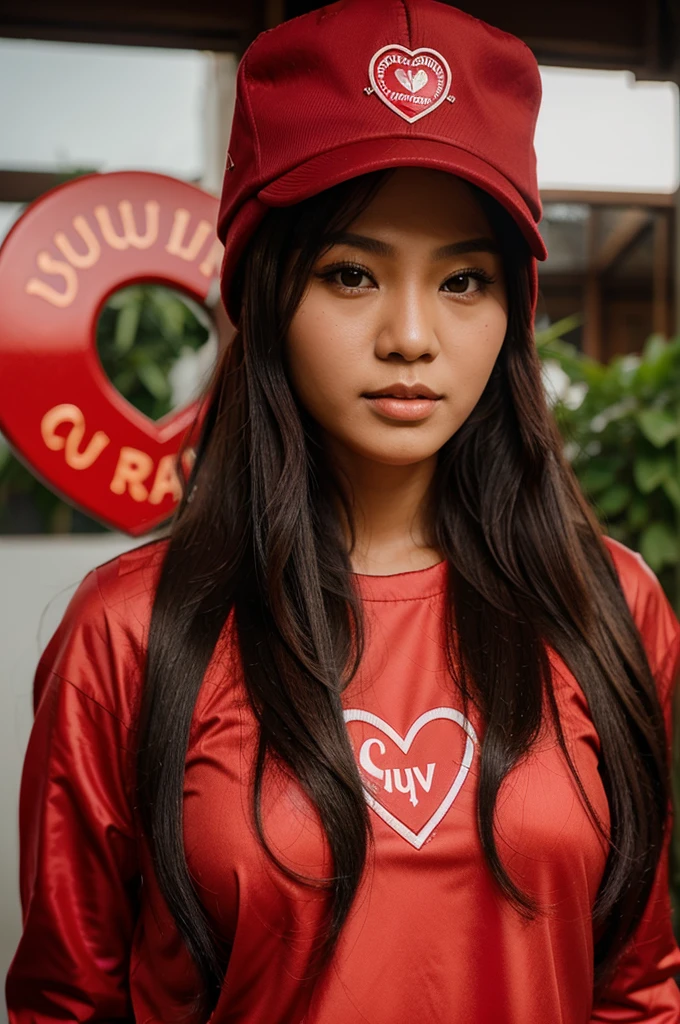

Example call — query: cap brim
[258,137,547,261]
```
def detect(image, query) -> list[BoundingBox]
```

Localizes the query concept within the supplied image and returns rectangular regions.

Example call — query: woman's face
[284,167,508,469]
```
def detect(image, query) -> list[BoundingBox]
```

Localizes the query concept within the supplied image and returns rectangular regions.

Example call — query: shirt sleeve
[5,570,141,1023]
[590,549,680,1022]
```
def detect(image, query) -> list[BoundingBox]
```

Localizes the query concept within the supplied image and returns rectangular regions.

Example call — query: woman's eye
[442,273,477,294]
[315,263,374,291]
[317,264,491,295]
[336,266,370,289]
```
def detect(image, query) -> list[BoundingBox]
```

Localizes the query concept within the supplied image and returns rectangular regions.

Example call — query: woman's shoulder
[600,534,680,696]
[33,538,170,728]
[70,536,169,651]
[91,536,169,623]
[600,533,672,633]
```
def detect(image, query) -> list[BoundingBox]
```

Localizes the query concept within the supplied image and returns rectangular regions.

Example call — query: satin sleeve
[5,570,140,1023]
[591,552,680,1022]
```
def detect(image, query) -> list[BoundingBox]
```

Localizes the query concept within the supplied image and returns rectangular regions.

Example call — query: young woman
[7,1,680,1021]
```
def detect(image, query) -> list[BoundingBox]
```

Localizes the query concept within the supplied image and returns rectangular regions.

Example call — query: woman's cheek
[287,355,345,434]
[288,321,362,413]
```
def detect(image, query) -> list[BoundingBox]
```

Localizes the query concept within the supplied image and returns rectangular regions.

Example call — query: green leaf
[633,455,674,494]
[154,290,186,338]
[597,484,632,517]
[636,408,680,448]
[663,476,680,511]
[112,369,136,395]
[578,460,617,494]
[113,297,141,354]
[627,496,649,530]
[640,521,680,571]
[642,333,668,363]
[137,362,170,401]
[535,313,583,350]
[635,345,679,393]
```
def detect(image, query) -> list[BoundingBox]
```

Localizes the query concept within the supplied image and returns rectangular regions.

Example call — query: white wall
[536,67,678,192]
[0,535,139,1020]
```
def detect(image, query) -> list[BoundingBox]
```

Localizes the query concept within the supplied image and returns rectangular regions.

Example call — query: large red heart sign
[0,171,222,536]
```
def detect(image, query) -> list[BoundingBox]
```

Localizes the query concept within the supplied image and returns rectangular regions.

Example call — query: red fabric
[217,0,547,324]
[6,535,680,1023]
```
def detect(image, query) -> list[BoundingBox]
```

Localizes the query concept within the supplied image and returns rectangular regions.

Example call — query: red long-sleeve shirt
[6,534,680,1022]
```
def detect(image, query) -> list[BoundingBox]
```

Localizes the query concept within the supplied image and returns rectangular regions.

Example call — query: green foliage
[0,285,210,533]
[538,326,680,609]
[537,322,680,933]
[97,285,210,421]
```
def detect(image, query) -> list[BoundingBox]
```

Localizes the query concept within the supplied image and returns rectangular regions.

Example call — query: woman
[7,1,680,1021]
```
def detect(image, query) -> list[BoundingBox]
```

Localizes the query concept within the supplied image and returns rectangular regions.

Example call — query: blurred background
[1,1,679,1013]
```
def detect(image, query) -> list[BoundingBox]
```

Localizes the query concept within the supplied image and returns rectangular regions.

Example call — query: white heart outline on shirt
[343,707,478,850]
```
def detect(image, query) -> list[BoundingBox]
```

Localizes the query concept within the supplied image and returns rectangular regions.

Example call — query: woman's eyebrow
[326,232,499,259]
[326,232,393,256]
[432,238,500,259]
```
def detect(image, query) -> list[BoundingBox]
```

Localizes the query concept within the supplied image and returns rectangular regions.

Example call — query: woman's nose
[373,285,440,362]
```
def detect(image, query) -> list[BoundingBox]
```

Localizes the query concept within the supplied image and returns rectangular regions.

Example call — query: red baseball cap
[217,0,547,324]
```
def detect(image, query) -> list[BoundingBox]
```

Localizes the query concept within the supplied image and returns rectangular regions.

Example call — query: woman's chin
[340,438,444,468]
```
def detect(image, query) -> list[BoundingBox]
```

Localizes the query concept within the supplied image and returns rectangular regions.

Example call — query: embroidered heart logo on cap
[344,707,478,849]
[368,44,453,123]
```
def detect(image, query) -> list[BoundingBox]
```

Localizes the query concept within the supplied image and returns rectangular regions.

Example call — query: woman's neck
[325,440,443,575]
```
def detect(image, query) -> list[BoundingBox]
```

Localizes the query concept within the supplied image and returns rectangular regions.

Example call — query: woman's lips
[364,396,440,421]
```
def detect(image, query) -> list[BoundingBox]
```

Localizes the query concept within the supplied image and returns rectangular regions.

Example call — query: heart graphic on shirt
[343,707,478,849]
[368,44,453,123]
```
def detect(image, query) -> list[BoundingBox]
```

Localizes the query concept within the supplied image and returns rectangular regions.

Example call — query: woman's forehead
[342,169,495,241]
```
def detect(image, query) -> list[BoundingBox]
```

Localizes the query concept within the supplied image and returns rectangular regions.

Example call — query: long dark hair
[136,169,672,1015]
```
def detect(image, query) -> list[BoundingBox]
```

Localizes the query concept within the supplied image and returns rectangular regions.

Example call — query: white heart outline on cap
[368,43,453,124]
[343,706,478,849]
